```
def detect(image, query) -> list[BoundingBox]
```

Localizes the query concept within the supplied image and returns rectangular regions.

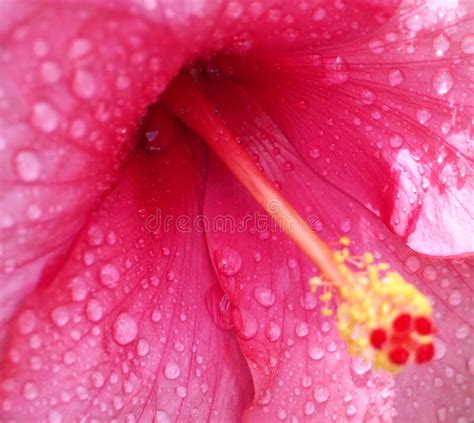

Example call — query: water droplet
[176,386,187,398]
[300,292,317,310]
[350,357,372,375]
[432,33,450,56]
[40,61,61,83]
[368,39,384,54]
[136,338,150,356]
[309,147,321,159]
[50,306,70,327]
[72,69,97,99]
[339,217,352,233]
[68,38,92,59]
[112,313,138,345]
[308,346,324,360]
[254,287,276,307]
[388,69,405,86]
[422,266,437,281]
[313,386,330,403]
[460,34,474,54]
[265,321,282,341]
[32,101,59,133]
[404,256,421,273]
[432,68,454,95]
[27,204,42,220]
[47,410,62,423]
[99,263,120,288]
[312,7,326,21]
[214,247,242,276]
[85,298,104,322]
[416,108,432,125]
[304,401,315,416]
[346,404,357,416]
[295,321,309,337]
[14,149,42,182]
[33,39,49,57]
[163,362,180,380]
[154,410,172,423]
[455,324,469,340]
[22,382,38,400]
[433,338,446,360]
[361,89,377,105]
[151,309,162,322]
[277,409,288,420]
[325,56,350,84]
[448,290,461,306]
[17,310,36,334]
[389,134,404,148]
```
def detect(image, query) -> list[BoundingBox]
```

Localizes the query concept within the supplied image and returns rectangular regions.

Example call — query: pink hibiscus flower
[1,0,473,422]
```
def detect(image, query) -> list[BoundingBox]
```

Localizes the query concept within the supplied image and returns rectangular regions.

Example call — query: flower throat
[162,72,436,373]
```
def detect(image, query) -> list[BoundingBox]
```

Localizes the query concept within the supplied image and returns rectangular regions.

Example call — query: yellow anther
[322,308,333,317]
[319,292,332,302]
[339,237,351,246]
[363,252,374,264]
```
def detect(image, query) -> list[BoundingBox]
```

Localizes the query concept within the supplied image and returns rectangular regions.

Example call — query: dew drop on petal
[448,289,461,306]
[136,338,150,357]
[432,33,451,56]
[14,149,41,182]
[295,321,309,337]
[163,362,180,380]
[350,357,372,375]
[404,256,421,273]
[460,34,474,54]
[50,306,70,327]
[17,310,37,334]
[72,69,97,99]
[308,346,325,360]
[99,263,120,288]
[300,292,317,310]
[312,7,326,21]
[47,410,62,423]
[388,69,405,86]
[112,313,138,345]
[214,246,242,276]
[265,321,282,341]
[433,338,446,360]
[22,382,38,400]
[416,108,432,125]
[325,56,350,84]
[154,411,172,423]
[389,134,404,149]
[432,68,454,95]
[31,102,59,133]
[40,61,61,83]
[361,89,376,105]
[85,298,104,322]
[313,386,330,403]
[346,404,358,416]
[253,287,276,307]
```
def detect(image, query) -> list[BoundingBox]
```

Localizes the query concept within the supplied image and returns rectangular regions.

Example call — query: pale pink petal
[202,79,473,421]
[227,1,474,256]
[0,133,253,421]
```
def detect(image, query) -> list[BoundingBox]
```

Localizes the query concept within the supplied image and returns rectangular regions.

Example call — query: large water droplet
[389,134,404,149]
[253,287,276,307]
[346,404,357,416]
[14,149,42,182]
[404,256,421,273]
[432,33,450,56]
[325,56,350,84]
[295,321,309,337]
[136,338,150,357]
[432,68,454,95]
[214,247,242,276]
[112,313,138,345]
[163,362,180,380]
[17,310,37,334]
[448,290,461,306]
[460,34,474,54]
[265,321,282,341]
[308,346,324,360]
[50,306,70,327]
[68,38,92,59]
[32,102,59,133]
[433,338,446,360]
[416,108,432,125]
[154,410,172,423]
[361,89,377,105]
[85,298,104,322]
[299,292,317,310]
[313,386,330,403]
[72,69,97,99]
[22,382,38,400]
[388,69,405,86]
[350,357,372,375]
[99,263,120,288]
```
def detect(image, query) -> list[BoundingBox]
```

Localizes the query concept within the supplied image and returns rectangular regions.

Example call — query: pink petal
[202,78,473,421]
[227,2,474,256]
[0,132,253,420]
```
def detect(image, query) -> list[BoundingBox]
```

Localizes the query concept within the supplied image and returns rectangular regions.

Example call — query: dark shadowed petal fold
[202,79,473,421]
[228,1,474,256]
[0,132,253,421]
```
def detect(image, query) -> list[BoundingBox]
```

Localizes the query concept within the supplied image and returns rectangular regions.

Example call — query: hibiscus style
[1,1,473,422]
